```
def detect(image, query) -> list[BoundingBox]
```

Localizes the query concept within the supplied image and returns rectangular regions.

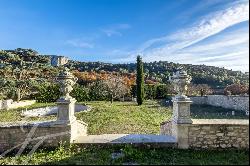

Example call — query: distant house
[50,55,69,67]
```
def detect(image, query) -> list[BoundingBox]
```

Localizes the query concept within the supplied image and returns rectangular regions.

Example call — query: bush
[187,84,213,96]
[35,84,60,103]
[131,83,173,100]
[88,81,110,101]
[70,84,90,102]
[144,84,157,99]
[155,84,172,99]
[224,83,249,95]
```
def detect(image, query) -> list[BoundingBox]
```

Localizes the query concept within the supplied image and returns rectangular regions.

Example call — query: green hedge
[35,84,61,103]
[71,84,90,102]
[131,83,173,100]
[34,83,173,103]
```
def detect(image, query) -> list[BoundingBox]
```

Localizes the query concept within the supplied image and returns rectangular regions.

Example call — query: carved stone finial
[56,67,78,123]
[170,69,192,100]
[169,68,193,124]
[57,67,78,101]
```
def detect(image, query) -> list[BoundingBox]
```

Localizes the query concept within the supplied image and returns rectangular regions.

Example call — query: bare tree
[196,84,213,96]
[187,84,213,96]
[103,75,130,103]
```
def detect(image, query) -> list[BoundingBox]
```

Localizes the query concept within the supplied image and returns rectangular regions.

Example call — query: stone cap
[192,119,249,125]
[172,98,193,103]
[0,120,71,128]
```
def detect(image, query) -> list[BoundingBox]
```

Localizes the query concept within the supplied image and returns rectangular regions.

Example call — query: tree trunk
[110,94,113,103]
[16,88,21,102]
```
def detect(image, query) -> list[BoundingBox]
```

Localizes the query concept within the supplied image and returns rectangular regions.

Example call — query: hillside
[0,48,249,89]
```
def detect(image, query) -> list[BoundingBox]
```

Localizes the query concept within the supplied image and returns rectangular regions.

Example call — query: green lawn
[0,102,56,122]
[76,100,171,134]
[0,100,249,165]
[0,100,248,133]
[0,100,171,134]
[0,144,248,165]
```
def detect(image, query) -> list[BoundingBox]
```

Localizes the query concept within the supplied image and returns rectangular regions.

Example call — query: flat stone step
[73,134,177,147]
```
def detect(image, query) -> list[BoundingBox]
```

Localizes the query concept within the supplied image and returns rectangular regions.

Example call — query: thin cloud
[101,23,131,37]
[66,39,94,49]
[113,1,249,72]
[141,1,249,53]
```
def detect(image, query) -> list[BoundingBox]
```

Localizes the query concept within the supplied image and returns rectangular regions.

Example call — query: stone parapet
[0,121,71,154]
[190,95,249,112]
[160,119,249,149]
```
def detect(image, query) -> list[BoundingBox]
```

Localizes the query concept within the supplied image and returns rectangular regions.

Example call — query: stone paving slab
[73,134,177,144]
[192,119,249,125]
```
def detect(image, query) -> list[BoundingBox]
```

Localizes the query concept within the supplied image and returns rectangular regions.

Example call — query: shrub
[155,84,172,99]
[70,84,90,102]
[131,83,173,100]
[144,84,157,99]
[224,83,249,95]
[35,84,60,103]
[88,81,109,101]
[187,84,213,96]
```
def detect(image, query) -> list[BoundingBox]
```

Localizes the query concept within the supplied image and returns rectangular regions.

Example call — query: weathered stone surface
[161,119,249,149]
[21,104,91,117]
[170,69,193,124]
[172,99,193,124]
[188,119,249,149]
[0,121,71,154]
[160,121,172,135]
[0,100,36,110]
[0,68,88,155]
[190,95,249,112]
[74,134,177,144]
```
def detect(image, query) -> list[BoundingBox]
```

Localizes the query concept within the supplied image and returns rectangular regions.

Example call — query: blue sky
[0,0,249,72]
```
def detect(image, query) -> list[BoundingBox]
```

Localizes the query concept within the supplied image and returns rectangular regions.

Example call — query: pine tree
[136,55,144,105]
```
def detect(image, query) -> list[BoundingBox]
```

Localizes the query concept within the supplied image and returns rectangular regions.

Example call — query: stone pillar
[172,98,193,124]
[169,69,192,149]
[56,67,78,123]
[57,98,77,123]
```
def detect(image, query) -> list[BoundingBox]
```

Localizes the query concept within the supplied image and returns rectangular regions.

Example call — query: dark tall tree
[136,55,144,105]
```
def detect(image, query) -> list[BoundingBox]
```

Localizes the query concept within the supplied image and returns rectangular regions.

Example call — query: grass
[0,100,248,128]
[0,102,56,122]
[76,100,171,134]
[0,100,171,134]
[0,144,248,165]
[0,100,249,165]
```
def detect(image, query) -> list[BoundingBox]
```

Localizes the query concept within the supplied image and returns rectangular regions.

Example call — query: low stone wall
[190,95,249,112]
[0,100,36,110]
[0,121,71,154]
[160,121,172,135]
[161,119,249,149]
[71,120,88,142]
[189,119,249,149]
[0,119,88,154]
[189,96,207,105]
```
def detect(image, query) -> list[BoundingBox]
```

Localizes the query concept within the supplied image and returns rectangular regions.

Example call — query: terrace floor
[74,134,177,147]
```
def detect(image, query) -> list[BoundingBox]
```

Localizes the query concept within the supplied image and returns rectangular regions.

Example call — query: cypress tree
[136,55,144,105]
